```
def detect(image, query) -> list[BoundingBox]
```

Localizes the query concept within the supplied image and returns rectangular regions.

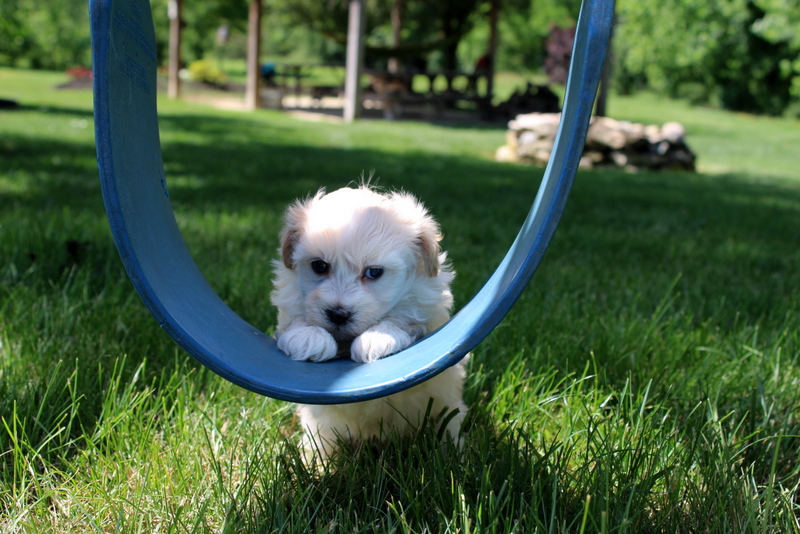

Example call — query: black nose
[325,307,352,326]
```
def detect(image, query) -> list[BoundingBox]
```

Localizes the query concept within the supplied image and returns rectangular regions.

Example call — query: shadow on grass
[220,400,706,532]
[15,103,96,117]
[221,411,563,533]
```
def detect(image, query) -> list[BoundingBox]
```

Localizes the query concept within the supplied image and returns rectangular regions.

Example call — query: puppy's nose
[325,307,352,326]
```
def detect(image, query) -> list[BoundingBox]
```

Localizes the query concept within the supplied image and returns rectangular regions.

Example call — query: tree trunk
[245,0,262,110]
[595,13,615,117]
[485,0,499,104]
[388,0,403,73]
[344,0,366,122]
[442,41,458,72]
[167,0,182,99]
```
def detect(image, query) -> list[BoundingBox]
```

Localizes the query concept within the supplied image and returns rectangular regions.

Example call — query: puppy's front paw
[351,328,412,363]
[278,326,338,362]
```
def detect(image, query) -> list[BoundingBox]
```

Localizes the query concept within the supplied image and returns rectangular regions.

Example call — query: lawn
[1,66,800,533]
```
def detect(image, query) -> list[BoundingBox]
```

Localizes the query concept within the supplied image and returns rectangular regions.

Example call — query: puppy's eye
[363,267,384,280]
[310,260,329,275]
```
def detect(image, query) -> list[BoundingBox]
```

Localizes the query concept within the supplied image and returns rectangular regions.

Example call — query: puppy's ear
[280,201,307,269]
[415,216,442,277]
[390,190,443,277]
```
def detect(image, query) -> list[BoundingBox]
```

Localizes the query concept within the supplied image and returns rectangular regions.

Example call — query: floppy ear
[415,216,442,277]
[280,202,306,269]
[280,190,325,269]
[390,190,443,277]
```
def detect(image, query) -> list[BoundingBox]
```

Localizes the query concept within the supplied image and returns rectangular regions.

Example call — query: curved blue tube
[90,0,615,404]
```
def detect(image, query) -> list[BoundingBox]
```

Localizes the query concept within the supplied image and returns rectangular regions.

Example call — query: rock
[495,145,520,163]
[518,130,541,145]
[587,122,627,150]
[610,151,628,167]
[495,112,697,172]
[644,124,662,144]
[661,121,686,143]
[584,150,606,164]
[510,112,561,132]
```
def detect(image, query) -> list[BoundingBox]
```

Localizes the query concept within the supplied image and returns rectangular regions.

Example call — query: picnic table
[260,63,492,118]
[364,69,491,120]
[261,63,313,100]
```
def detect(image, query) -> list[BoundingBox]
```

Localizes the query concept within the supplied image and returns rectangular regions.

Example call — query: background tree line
[1,0,799,116]
[615,0,800,116]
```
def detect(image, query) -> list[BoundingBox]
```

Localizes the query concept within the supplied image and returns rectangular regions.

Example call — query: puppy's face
[280,187,441,342]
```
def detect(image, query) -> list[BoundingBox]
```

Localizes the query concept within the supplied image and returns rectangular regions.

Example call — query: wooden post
[343,0,366,123]
[485,0,499,106]
[595,14,615,117]
[167,0,182,99]
[245,0,263,110]
[388,0,403,74]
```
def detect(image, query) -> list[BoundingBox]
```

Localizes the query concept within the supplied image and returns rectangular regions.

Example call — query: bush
[543,25,575,85]
[614,0,796,115]
[0,0,91,70]
[489,0,582,72]
[751,0,800,114]
[187,59,228,86]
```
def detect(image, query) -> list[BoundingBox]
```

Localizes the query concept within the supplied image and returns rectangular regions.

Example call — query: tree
[751,0,800,112]
[614,0,795,115]
[0,0,251,70]
[0,0,32,66]
[410,0,484,71]
[277,0,485,70]
[0,0,91,70]
[492,0,581,72]
[150,0,249,65]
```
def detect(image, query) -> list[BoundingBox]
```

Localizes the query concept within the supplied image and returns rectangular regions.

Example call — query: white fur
[270,186,467,462]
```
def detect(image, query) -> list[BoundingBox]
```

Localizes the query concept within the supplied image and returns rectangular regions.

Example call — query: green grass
[2,66,800,532]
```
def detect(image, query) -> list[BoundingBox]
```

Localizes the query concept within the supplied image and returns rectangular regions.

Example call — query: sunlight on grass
[1,67,799,532]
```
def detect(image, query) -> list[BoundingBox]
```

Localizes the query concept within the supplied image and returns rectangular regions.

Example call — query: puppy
[271,185,467,462]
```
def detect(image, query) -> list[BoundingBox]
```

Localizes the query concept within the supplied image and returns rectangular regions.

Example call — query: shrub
[614,0,795,115]
[544,25,575,85]
[187,59,228,87]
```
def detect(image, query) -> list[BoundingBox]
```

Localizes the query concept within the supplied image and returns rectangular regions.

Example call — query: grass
[1,65,800,532]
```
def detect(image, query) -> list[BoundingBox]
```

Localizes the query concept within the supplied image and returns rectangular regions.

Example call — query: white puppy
[271,185,467,462]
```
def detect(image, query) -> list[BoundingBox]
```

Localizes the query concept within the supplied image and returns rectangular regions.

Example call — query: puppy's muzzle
[325,307,352,326]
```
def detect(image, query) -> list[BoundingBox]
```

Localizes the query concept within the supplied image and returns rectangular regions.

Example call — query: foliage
[614,0,797,115]
[406,0,485,71]
[187,59,228,86]
[0,0,29,65]
[0,0,91,69]
[275,0,390,45]
[751,0,800,114]
[149,0,249,66]
[488,0,581,72]
[543,25,575,84]
[0,0,486,74]
[256,7,345,64]
[0,0,250,70]
[276,0,485,71]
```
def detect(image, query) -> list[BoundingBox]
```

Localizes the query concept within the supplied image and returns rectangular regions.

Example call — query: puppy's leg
[298,422,339,467]
[297,404,356,467]
[351,321,423,363]
[277,321,338,362]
